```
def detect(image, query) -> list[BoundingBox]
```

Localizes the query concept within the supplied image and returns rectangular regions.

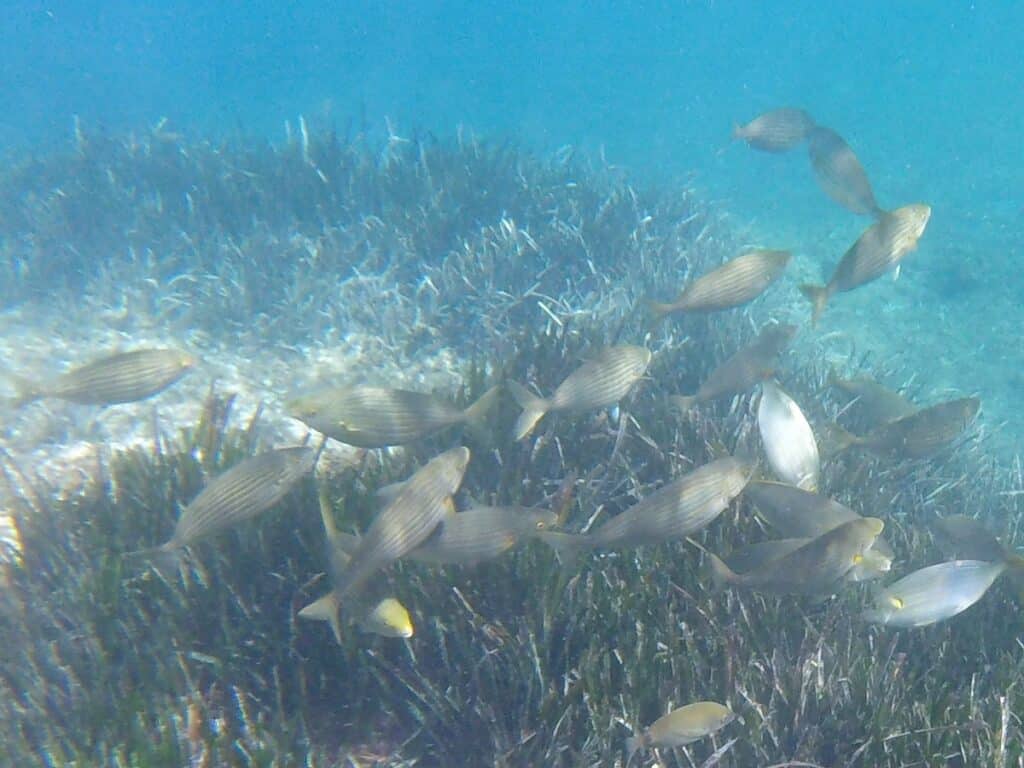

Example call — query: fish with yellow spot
[708,517,885,595]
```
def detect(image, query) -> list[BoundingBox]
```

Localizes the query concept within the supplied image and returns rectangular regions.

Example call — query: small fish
[862,560,1006,628]
[671,323,797,412]
[508,345,651,440]
[806,125,884,216]
[11,348,195,407]
[709,517,885,595]
[305,485,413,642]
[724,537,891,583]
[406,504,558,565]
[832,396,980,459]
[332,446,470,604]
[626,701,736,759]
[298,593,413,640]
[745,480,895,561]
[288,385,499,447]
[540,457,752,564]
[131,447,318,561]
[732,107,817,152]
[799,204,931,324]
[648,250,790,320]
[827,370,918,429]
[757,381,820,491]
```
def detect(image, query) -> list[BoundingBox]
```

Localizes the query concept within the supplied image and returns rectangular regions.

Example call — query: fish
[648,249,790,320]
[10,348,195,407]
[831,396,980,459]
[671,323,797,412]
[331,446,470,604]
[303,485,414,642]
[806,125,884,216]
[131,447,318,562]
[827,370,918,430]
[626,701,736,758]
[732,107,816,152]
[406,504,559,565]
[539,457,752,564]
[298,593,413,640]
[757,381,820,491]
[799,204,931,324]
[744,480,895,562]
[709,517,885,595]
[932,515,1023,565]
[862,560,1006,628]
[508,345,651,440]
[288,385,500,448]
[724,537,891,583]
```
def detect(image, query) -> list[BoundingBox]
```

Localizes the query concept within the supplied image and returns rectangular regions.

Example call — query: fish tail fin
[708,552,737,590]
[122,543,180,578]
[669,394,698,414]
[730,123,744,142]
[798,284,829,326]
[643,299,673,327]
[826,422,860,456]
[462,384,501,441]
[298,593,344,645]
[507,381,549,440]
[7,373,41,408]
[625,735,641,761]
[537,531,587,569]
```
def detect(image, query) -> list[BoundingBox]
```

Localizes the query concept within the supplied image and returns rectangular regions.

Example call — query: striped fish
[507,345,651,440]
[12,348,195,407]
[835,396,979,459]
[539,457,751,564]
[807,125,884,216]
[732,107,816,152]
[724,537,891,583]
[648,249,790,320]
[137,446,318,557]
[332,446,470,603]
[288,384,499,447]
[800,203,931,324]
[827,371,918,429]
[671,323,796,411]
[709,517,885,595]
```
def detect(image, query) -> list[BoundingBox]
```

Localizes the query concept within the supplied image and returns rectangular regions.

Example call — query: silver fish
[863,560,1006,628]
[627,701,736,758]
[508,345,651,440]
[12,348,195,407]
[288,385,499,447]
[757,381,820,491]
[806,125,883,216]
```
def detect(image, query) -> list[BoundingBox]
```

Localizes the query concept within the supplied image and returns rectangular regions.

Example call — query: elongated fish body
[806,125,883,216]
[672,323,797,411]
[724,537,890,582]
[733,108,816,152]
[827,372,918,429]
[14,348,195,407]
[852,396,980,458]
[626,701,736,758]
[745,480,894,560]
[160,447,318,552]
[333,446,470,602]
[288,385,499,447]
[545,458,751,561]
[933,515,1015,563]
[863,560,1006,628]
[508,345,651,440]
[799,204,931,324]
[650,250,790,318]
[408,505,558,565]
[758,382,820,491]
[710,517,884,595]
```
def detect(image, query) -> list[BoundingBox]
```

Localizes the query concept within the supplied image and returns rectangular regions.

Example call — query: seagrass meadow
[1,126,1023,767]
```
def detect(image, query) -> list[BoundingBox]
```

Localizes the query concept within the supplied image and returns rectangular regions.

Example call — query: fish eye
[535,520,547,530]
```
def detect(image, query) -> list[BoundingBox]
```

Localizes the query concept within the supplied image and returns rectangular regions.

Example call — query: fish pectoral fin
[892,264,902,281]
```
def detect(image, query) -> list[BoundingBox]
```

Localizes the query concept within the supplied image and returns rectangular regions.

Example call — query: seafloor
[1,124,1022,767]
